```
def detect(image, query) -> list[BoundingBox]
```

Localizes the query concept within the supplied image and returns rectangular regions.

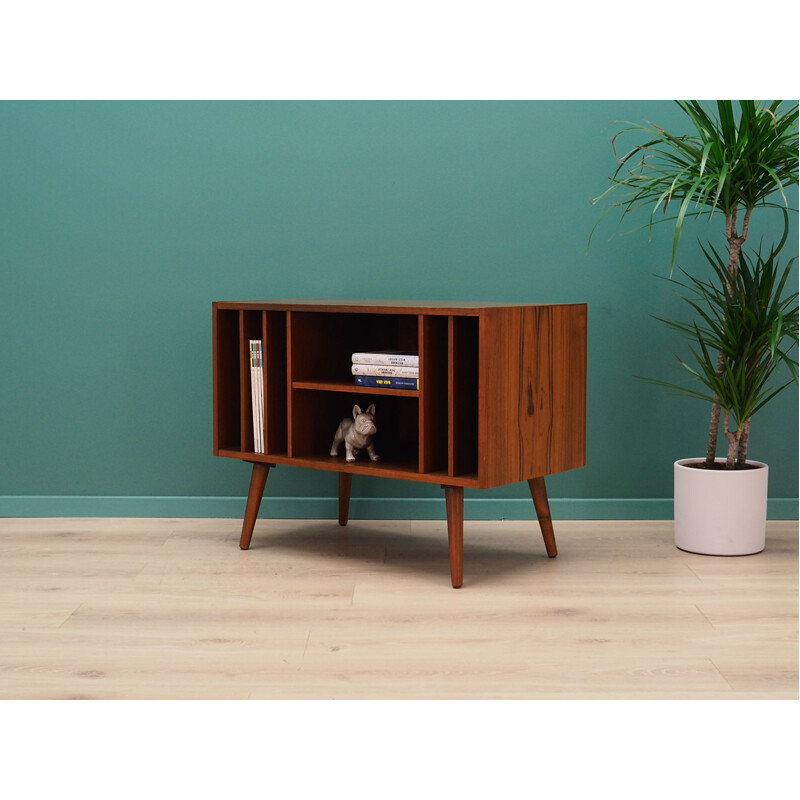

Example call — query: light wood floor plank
[0,517,796,699]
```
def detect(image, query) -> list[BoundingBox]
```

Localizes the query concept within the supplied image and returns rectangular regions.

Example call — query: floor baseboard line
[1,496,797,520]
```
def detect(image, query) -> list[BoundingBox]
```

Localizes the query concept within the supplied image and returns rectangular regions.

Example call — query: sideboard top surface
[213,299,585,315]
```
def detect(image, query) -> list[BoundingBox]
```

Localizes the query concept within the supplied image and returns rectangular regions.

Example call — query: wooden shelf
[291,379,419,397]
[218,448,478,486]
[212,299,587,587]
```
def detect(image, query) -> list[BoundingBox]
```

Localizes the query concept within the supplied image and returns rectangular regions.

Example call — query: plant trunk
[723,410,739,469]
[737,418,751,467]
[705,352,726,465]
[705,208,752,468]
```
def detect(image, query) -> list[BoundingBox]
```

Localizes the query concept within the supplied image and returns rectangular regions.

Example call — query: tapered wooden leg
[240,462,271,550]
[338,472,352,526]
[528,476,557,557]
[444,486,464,588]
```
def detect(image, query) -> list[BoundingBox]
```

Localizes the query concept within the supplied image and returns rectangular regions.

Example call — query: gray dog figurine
[330,404,379,463]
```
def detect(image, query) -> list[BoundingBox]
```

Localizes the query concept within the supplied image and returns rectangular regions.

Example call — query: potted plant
[592,100,799,554]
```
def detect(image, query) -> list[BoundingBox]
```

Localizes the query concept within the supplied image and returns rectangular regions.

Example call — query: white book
[256,341,264,453]
[249,341,258,453]
[257,341,264,454]
[249,340,264,454]
[351,363,419,378]
[351,350,419,367]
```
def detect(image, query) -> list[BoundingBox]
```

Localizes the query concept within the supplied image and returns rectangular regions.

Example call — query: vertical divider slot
[450,315,479,477]
[286,311,294,457]
[263,310,288,455]
[240,310,263,453]
[448,317,455,475]
[419,314,449,473]
[213,307,242,453]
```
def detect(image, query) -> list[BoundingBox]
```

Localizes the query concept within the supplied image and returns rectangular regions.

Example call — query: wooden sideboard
[213,299,587,587]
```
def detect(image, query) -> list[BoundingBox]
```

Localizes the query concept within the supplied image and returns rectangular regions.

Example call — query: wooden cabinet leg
[240,462,271,550]
[528,476,557,558]
[338,472,352,526]
[444,486,464,588]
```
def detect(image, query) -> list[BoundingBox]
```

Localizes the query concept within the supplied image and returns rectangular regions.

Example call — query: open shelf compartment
[289,388,419,472]
[289,310,418,386]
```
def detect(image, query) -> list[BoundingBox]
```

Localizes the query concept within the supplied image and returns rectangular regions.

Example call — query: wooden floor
[0,517,796,699]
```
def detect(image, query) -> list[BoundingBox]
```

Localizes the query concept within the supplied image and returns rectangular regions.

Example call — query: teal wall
[1,101,797,519]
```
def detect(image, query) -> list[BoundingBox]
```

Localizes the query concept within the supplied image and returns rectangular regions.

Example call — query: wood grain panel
[478,305,522,486]
[479,304,586,487]
[546,303,587,474]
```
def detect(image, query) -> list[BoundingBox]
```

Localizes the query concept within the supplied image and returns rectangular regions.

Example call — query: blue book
[354,374,419,390]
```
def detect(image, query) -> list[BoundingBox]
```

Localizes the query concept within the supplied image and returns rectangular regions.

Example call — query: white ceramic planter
[674,458,768,556]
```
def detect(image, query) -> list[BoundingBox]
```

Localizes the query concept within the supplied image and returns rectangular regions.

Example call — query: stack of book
[249,340,264,453]
[351,350,419,390]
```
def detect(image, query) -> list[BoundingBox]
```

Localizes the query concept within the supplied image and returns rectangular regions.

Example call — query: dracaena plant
[593,100,799,469]
[648,235,798,467]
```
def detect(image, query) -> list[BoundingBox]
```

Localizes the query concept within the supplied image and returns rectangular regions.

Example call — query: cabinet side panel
[479,305,586,487]
[517,304,587,478]
[213,307,242,454]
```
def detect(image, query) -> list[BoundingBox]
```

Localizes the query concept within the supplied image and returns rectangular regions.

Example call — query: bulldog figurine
[330,404,379,463]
